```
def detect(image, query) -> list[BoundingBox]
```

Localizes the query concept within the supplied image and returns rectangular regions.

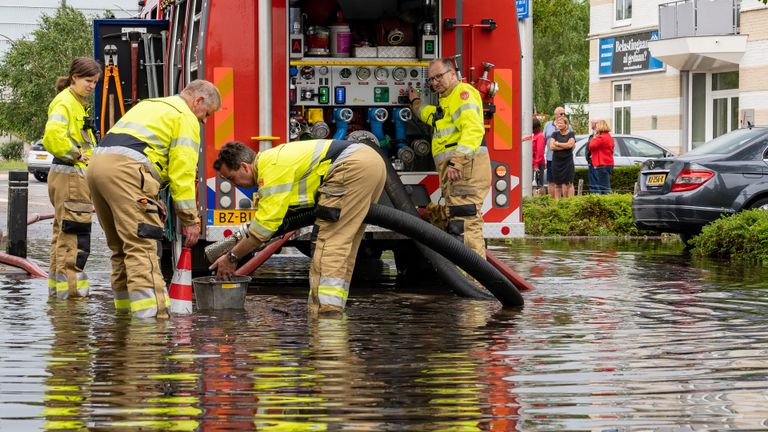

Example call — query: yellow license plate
[213,210,256,225]
[36,154,48,160]
[646,174,666,186]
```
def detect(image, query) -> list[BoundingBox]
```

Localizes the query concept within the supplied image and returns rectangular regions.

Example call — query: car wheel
[748,197,768,210]
[33,172,48,182]
[679,232,698,250]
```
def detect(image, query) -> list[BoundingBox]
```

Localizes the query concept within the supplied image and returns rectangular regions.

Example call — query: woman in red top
[587,119,615,194]
[531,118,545,194]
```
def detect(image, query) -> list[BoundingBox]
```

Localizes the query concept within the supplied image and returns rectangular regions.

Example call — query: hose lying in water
[274,204,524,308]
[0,252,47,278]
[362,140,494,300]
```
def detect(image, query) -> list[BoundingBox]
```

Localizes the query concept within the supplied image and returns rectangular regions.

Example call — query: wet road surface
[2,234,768,430]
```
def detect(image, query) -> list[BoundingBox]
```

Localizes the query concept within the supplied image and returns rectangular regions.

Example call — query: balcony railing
[658,0,739,39]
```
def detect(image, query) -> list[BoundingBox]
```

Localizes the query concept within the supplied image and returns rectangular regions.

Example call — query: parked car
[573,134,676,168]
[27,140,52,182]
[632,127,768,243]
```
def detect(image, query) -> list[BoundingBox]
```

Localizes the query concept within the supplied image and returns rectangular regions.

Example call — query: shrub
[522,194,652,236]
[690,209,768,264]
[574,165,641,194]
[0,140,25,161]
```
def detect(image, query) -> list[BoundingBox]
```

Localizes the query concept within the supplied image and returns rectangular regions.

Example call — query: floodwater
[2,238,768,431]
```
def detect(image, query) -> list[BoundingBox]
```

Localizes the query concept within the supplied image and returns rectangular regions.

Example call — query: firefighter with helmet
[209,140,386,314]
[42,57,102,300]
[86,79,221,319]
[408,58,491,259]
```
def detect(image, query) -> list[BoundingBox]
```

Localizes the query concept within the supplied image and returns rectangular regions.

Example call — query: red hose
[235,231,296,276]
[0,252,47,278]
[27,213,54,225]
[485,249,534,292]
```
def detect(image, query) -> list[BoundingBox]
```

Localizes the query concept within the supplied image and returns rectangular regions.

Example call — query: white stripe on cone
[169,247,193,315]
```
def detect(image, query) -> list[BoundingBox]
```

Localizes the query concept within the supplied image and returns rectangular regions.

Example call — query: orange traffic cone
[169,247,193,314]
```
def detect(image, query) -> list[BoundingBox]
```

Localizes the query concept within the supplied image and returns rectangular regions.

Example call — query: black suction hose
[274,204,524,308]
[365,142,494,300]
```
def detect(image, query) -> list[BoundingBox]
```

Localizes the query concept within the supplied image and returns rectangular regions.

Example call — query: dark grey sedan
[632,127,768,243]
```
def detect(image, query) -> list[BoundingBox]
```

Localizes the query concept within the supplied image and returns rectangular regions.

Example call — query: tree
[0,3,93,141]
[533,0,590,124]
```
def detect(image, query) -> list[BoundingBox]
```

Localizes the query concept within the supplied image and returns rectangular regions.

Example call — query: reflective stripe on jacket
[417,82,485,169]
[247,139,345,242]
[99,96,200,225]
[42,88,96,169]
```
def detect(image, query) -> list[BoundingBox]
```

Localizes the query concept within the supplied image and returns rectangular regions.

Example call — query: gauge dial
[392,67,407,81]
[410,68,419,78]
[299,66,315,80]
[339,67,352,79]
[318,66,329,75]
[374,67,389,81]
[356,66,371,81]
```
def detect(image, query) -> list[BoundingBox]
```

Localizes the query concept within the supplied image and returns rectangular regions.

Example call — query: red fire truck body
[134,0,522,265]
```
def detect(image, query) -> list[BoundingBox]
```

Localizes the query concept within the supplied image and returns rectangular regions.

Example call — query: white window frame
[614,0,632,27]
[613,81,631,134]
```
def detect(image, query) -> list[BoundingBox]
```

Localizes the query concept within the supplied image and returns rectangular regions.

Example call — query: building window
[616,0,632,22]
[613,82,631,134]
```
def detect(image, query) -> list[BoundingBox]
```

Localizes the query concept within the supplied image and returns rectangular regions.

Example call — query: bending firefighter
[86,80,221,318]
[408,58,491,258]
[209,140,386,313]
[42,57,101,299]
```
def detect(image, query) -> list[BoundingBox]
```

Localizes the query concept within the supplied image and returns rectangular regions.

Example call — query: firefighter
[408,58,491,258]
[209,140,386,313]
[42,57,101,300]
[86,80,221,319]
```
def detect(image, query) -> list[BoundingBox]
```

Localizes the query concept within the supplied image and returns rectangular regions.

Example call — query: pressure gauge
[318,65,329,75]
[356,66,371,81]
[374,67,389,81]
[339,67,352,79]
[392,67,407,81]
[299,66,315,80]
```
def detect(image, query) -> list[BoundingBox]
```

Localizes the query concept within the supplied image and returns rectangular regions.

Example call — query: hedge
[573,165,641,194]
[522,194,652,236]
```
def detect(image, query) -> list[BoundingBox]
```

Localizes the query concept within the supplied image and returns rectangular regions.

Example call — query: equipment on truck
[130,0,523,279]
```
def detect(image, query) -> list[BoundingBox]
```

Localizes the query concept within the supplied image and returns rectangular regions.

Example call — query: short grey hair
[181,79,222,110]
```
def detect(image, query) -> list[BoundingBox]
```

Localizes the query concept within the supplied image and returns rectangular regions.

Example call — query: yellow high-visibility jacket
[246,139,340,242]
[42,88,96,169]
[100,96,200,225]
[416,82,485,169]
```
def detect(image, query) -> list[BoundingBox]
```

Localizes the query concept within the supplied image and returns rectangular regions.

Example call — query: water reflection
[1,238,768,429]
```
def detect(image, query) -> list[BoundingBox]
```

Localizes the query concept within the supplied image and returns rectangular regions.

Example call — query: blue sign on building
[516,0,529,19]
[599,31,664,76]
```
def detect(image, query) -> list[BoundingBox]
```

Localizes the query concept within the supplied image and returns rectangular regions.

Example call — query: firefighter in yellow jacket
[42,57,101,300]
[209,140,386,313]
[408,58,491,258]
[86,80,221,318]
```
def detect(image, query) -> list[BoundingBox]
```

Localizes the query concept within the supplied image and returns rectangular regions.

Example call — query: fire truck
[94,0,522,273]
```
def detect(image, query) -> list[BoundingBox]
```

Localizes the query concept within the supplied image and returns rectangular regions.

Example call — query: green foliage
[0,159,28,171]
[0,140,25,160]
[523,194,651,236]
[574,165,641,194]
[0,4,94,141]
[533,0,590,116]
[690,209,768,264]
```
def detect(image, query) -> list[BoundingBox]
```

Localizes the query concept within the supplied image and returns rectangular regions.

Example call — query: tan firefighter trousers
[437,150,491,259]
[308,145,386,312]
[86,153,170,318]
[47,167,92,299]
